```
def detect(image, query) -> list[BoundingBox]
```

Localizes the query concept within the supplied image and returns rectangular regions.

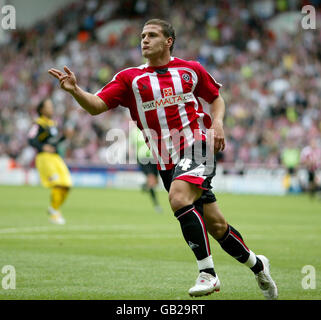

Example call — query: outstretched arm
[48,66,108,115]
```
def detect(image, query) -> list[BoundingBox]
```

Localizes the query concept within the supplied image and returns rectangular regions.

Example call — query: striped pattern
[96,57,221,170]
[192,209,211,256]
[229,230,250,253]
[176,206,211,257]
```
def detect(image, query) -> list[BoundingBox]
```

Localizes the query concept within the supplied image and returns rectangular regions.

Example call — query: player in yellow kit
[28,98,72,224]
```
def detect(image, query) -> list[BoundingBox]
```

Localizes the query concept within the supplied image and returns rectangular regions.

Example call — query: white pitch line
[0,234,179,240]
[0,224,138,234]
[0,224,177,234]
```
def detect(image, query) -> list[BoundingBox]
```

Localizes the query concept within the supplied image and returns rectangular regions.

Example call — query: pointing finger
[48,69,62,79]
[49,68,64,76]
[64,66,72,75]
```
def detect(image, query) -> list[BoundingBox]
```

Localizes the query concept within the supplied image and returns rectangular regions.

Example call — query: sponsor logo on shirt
[142,92,195,111]
[163,87,173,97]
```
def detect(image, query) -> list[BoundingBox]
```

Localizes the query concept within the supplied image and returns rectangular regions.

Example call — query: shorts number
[178,158,192,171]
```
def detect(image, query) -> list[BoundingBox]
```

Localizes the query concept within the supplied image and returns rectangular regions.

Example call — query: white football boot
[48,207,66,225]
[188,272,220,297]
[255,255,278,300]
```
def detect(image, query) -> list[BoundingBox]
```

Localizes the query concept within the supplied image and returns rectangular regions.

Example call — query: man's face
[42,99,54,118]
[141,24,171,59]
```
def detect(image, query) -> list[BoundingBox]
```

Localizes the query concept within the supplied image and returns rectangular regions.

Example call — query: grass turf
[0,185,320,300]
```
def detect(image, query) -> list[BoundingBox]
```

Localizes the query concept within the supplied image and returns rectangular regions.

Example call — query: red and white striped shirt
[300,145,321,171]
[96,57,221,170]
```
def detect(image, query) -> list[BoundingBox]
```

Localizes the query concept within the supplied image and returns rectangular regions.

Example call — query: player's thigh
[169,179,202,211]
[36,153,72,188]
[54,155,72,187]
[35,153,60,187]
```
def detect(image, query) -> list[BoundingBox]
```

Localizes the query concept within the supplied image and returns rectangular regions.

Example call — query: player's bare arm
[208,94,226,154]
[48,66,108,115]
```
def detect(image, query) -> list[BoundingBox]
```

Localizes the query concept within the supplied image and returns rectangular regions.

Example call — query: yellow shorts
[35,152,72,188]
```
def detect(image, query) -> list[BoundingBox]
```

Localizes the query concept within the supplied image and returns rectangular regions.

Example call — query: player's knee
[168,190,191,213]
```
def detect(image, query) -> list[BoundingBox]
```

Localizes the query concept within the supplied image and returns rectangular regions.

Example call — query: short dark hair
[36,98,50,116]
[144,19,176,54]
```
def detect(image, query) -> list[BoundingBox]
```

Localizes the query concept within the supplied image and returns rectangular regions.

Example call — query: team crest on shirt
[163,87,173,97]
[182,73,190,82]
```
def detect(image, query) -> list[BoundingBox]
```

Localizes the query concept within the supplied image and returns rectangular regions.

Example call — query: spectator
[0,0,320,171]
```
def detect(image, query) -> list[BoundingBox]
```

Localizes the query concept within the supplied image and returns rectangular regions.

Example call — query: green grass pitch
[0,185,320,300]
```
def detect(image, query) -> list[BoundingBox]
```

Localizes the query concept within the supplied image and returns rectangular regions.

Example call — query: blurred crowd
[0,0,320,170]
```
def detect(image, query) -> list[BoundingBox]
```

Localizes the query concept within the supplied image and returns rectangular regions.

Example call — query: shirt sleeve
[193,61,222,104]
[95,71,128,109]
[28,124,44,152]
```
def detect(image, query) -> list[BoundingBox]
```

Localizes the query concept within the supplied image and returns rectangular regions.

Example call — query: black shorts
[139,162,159,177]
[159,142,217,204]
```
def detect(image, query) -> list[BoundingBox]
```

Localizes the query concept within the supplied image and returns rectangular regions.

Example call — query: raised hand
[48,66,77,93]
[49,65,108,115]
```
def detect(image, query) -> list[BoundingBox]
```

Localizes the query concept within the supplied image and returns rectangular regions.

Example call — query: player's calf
[217,224,264,273]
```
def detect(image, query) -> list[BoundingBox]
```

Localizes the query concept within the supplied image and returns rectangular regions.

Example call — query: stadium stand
[0,0,320,178]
